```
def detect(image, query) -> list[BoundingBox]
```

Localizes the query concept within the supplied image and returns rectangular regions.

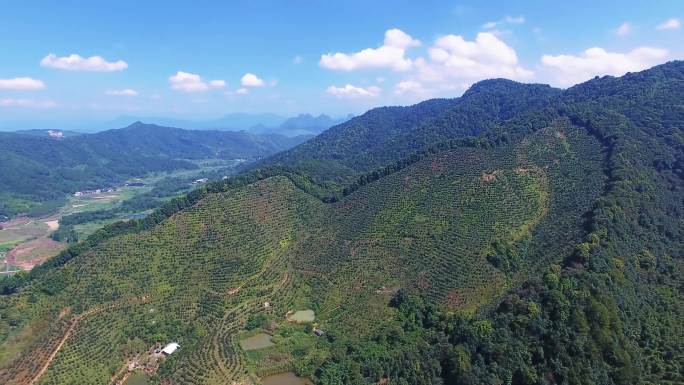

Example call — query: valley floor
[0,159,241,274]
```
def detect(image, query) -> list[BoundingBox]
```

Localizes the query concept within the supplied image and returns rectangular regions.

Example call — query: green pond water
[287,309,315,323]
[240,332,274,350]
[262,372,312,385]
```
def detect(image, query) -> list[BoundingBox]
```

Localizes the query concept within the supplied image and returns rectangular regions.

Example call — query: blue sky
[0,0,682,123]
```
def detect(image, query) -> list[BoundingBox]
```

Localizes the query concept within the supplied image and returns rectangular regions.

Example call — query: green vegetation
[261,79,560,187]
[50,159,241,242]
[0,123,307,218]
[0,61,682,385]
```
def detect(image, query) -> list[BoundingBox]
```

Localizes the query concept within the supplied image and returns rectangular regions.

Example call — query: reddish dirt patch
[8,238,65,270]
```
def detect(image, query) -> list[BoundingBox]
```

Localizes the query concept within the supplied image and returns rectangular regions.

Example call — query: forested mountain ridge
[0,123,308,217]
[0,62,682,385]
[258,79,560,186]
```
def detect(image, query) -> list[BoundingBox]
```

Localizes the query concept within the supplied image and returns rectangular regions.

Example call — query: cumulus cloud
[417,32,533,83]
[169,71,225,92]
[326,84,381,98]
[41,53,128,71]
[394,80,426,95]
[657,18,681,30]
[0,77,45,90]
[541,46,669,86]
[615,22,632,36]
[209,80,226,88]
[0,98,56,108]
[320,28,420,71]
[240,73,265,87]
[482,15,525,29]
[236,87,249,95]
[106,89,138,96]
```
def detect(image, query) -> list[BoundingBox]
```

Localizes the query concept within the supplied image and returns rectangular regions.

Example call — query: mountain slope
[0,62,682,385]
[0,123,308,217]
[259,80,560,186]
[0,118,606,384]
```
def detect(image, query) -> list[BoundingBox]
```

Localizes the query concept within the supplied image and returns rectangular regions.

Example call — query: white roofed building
[161,342,179,356]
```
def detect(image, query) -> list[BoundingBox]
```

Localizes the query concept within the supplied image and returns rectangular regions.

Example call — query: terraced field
[0,119,606,384]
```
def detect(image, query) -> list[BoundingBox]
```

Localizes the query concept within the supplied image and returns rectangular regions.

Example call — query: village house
[73,189,101,197]
[161,342,179,356]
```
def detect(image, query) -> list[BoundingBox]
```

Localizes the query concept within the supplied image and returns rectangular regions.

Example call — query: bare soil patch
[44,220,59,231]
[8,238,65,270]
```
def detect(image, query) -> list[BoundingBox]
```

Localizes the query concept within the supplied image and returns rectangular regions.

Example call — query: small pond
[262,372,312,385]
[124,371,149,385]
[287,309,315,323]
[240,332,274,350]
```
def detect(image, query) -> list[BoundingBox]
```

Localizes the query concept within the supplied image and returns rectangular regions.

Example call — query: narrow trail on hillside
[26,295,151,385]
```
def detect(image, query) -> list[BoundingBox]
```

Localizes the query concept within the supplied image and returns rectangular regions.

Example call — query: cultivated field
[0,160,239,272]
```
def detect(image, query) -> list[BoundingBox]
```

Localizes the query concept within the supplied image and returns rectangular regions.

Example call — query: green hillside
[0,123,307,218]
[0,62,682,385]
[0,120,605,384]
[259,79,559,187]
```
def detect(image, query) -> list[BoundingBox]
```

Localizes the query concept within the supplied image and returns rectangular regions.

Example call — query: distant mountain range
[0,122,310,217]
[0,113,353,137]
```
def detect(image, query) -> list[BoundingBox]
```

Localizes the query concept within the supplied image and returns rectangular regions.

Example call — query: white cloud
[0,98,56,108]
[656,18,681,30]
[320,28,420,71]
[293,55,303,64]
[417,32,533,83]
[326,84,381,98]
[236,87,249,95]
[106,88,138,96]
[209,79,226,88]
[541,46,669,86]
[0,77,45,90]
[41,53,128,72]
[615,22,632,36]
[394,80,426,95]
[241,73,265,87]
[169,71,225,92]
[482,15,525,29]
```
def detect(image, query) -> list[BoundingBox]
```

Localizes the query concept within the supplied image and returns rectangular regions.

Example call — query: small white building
[161,342,180,356]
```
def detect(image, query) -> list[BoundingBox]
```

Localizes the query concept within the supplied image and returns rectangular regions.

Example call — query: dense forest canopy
[0,61,682,385]
[0,123,309,217]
